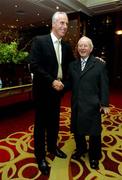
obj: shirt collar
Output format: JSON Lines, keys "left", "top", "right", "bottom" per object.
{"left": 51, "top": 32, "right": 61, "bottom": 43}
{"left": 80, "top": 57, "right": 88, "bottom": 62}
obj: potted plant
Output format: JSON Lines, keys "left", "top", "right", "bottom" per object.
{"left": 0, "top": 41, "right": 31, "bottom": 87}
{"left": 0, "top": 41, "right": 29, "bottom": 64}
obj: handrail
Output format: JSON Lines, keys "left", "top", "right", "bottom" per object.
{"left": 0, "top": 84, "right": 32, "bottom": 92}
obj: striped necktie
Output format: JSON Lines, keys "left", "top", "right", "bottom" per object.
{"left": 81, "top": 59, "right": 86, "bottom": 71}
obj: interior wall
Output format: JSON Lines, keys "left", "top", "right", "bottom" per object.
{"left": 84, "top": 11, "right": 122, "bottom": 88}
{"left": 1, "top": 11, "right": 121, "bottom": 88}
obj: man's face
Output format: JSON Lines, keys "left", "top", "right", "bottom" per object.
{"left": 52, "top": 14, "right": 68, "bottom": 39}
{"left": 78, "top": 38, "right": 93, "bottom": 59}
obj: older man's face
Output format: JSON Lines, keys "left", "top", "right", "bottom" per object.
{"left": 78, "top": 38, "right": 93, "bottom": 59}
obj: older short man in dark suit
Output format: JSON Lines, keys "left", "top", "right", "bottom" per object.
{"left": 29, "top": 12, "right": 74, "bottom": 175}
{"left": 68, "top": 36, "right": 109, "bottom": 169}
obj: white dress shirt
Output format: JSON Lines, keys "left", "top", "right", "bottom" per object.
{"left": 51, "top": 32, "right": 62, "bottom": 64}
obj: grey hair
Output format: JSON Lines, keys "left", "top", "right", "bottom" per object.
{"left": 52, "top": 11, "right": 68, "bottom": 23}
{"left": 79, "top": 36, "right": 94, "bottom": 49}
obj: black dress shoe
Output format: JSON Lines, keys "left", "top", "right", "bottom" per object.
{"left": 90, "top": 159, "right": 99, "bottom": 169}
{"left": 71, "top": 150, "right": 87, "bottom": 160}
{"left": 50, "top": 148, "right": 67, "bottom": 159}
{"left": 38, "top": 159, "right": 50, "bottom": 175}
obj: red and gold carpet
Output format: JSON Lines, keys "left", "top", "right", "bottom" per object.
{"left": 0, "top": 92, "right": 122, "bottom": 180}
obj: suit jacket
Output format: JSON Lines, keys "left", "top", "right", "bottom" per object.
{"left": 68, "top": 55, "right": 109, "bottom": 136}
{"left": 29, "top": 34, "right": 74, "bottom": 100}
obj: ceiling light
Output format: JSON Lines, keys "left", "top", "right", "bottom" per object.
{"left": 10, "top": 25, "right": 16, "bottom": 29}
{"left": 115, "top": 30, "right": 122, "bottom": 35}
{"left": 14, "top": 5, "right": 18, "bottom": 8}
{"left": 56, "top": 6, "right": 59, "bottom": 10}
{"left": 30, "top": 24, "right": 35, "bottom": 27}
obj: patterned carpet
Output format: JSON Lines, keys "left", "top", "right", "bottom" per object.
{"left": 0, "top": 104, "right": 122, "bottom": 180}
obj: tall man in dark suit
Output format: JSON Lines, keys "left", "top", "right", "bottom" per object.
{"left": 29, "top": 12, "right": 74, "bottom": 175}
{"left": 68, "top": 36, "right": 110, "bottom": 169}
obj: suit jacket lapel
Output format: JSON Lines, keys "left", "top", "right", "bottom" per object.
{"left": 61, "top": 40, "right": 65, "bottom": 64}
{"left": 73, "top": 59, "right": 82, "bottom": 76}
{"left": 46, "top": 35, "right": 57, "bottom": 60}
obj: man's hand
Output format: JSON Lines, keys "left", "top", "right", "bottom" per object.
{"left": 52, "top": 79, "right": 64, "bottom": 91}
{"left": 100, "top": 106, "right": 110, "bottom": 115}
{"left": 96, "top": 57, "right": 105, "bottom": 63}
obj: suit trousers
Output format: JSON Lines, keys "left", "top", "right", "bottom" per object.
{"left": 74, "top": 133, "right": 102, "bottom": 160}
{"left": 33, "top": 91, "right": 61, "bottom": 162}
